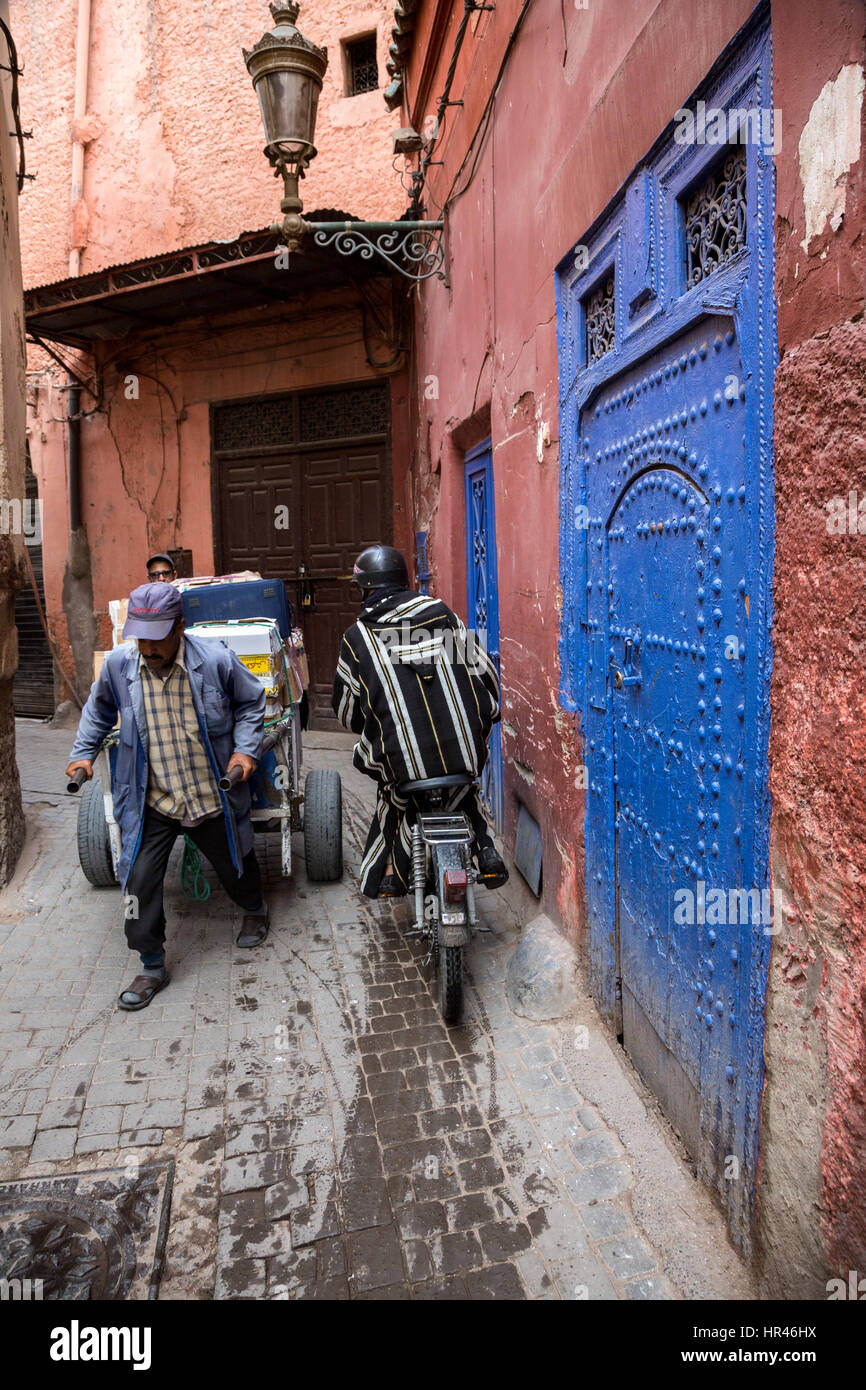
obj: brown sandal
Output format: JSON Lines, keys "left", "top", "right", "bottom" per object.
{"left": 118, "top": 972, "right": 170, "bottom": 1011}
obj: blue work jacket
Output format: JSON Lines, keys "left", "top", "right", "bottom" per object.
{"left": 69, "top": 632, "right": 265, "bottom": 891}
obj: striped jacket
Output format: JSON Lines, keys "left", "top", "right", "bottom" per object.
{"left": 332, "top": 587, "right": 500, "bottom": 788}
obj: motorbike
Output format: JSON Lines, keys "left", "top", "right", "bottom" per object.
{"left": 399, "top": 772, "right": 485, "bottom": 1024}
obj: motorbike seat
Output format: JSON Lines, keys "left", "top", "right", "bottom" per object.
{"left": 398, "top": 773, "right": 475, "bottom": 796}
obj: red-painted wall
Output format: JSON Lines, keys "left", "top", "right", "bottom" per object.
{"left": 402, "top": 0, "right": 757, "bottom": 935}
{"left": 400, "top": 0, "right": 866, "bottom": 1291}
{"left": 764, "top": 0, "right": 866, "bottom": 1295}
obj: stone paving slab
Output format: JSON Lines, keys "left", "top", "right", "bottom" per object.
{"left": 0, "top": 720, "right": 755, "bottom": 1300}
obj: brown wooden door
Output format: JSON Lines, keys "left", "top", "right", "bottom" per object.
{"left": 213, "top": 386, "right": 391, "bottom": 726}
{"left": 301, "top": 446, "right": 389, "bottom": 722}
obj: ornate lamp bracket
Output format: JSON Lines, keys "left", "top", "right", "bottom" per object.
{"left": 270, "top": 214, "right": 446, "bottom": 282}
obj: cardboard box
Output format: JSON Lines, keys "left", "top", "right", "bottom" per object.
{"left": 174, "top": 571, "right": 261, "bottom": 591}
{"left": 108, "top": 598, "right": 129, "bottom": 647}
{"left": 188, "top": 619, "right": 284, "bottom": 697}
{"left": 290, "top": 628, "right": 309, "bottom": 689}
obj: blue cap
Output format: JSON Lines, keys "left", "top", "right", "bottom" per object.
{"left": 122, "top": 582, "right": 184, "bottom": 641}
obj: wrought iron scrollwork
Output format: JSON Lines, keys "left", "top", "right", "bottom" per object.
{"left": 585, "top": 277, "right": 616, "bottom": 365}
{"left": 309, "top": 222, "right": 445, "bottom": 282}
{"left": 684, "top": 149, "right": 747, "bottom": 289}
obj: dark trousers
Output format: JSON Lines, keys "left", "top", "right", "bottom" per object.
{"left": 124, "top": 805, "right": 265, "bottom": 957}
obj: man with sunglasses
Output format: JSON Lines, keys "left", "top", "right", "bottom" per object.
{"left": 146, "top": 553, "right": 176, "bottom": 583}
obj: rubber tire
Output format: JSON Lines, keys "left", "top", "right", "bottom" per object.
{"left": 303, "top": 768, "right": 343, "bottom": 882}
{"left": 438, "top": 945, "right": 464, "bottom": 1024}
{"left": 77, "top": 778, "right": 116, "bottom": 887}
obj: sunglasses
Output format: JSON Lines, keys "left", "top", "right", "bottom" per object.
{"left": 148, "top": 569, "right": 174, "bottom": 578}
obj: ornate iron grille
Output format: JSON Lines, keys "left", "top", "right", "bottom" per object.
{"left": 415, "top": 530, "right": 430, "bottom": 595}
{"left": 213, "top": 395, "right": 295, "bottom": 452}
{"left": 347, "top": 34, "right": 378, "bottom": 96}
{"left": 214, "top": 384, "right": 389, "bottom": 452}
{"left": 465, "top": 452, "right": 503, "bottom": 832}
{"left": 298, "top": 383, "right": 389, "bottom": 442}
{"left": 684, "top": 149, "right": 747, "bottom": 289}
{"left": 469, "top": 478, "right": 489, "bottom": 635}
{"left": 585, "top": 277, "right": 616, "bottom": 365}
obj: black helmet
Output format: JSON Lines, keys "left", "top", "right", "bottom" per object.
{"left": 352, "top": 544, "right": 409, "bottom": 591}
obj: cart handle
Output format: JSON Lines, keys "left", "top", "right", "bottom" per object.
{"left": 66, "top": 768, "right": 88, "bottom": 794}
{"left": 218, "top": 732, "right": 277, "bottom": 790}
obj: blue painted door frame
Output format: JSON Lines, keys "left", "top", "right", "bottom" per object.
{"left": 465, "top": 439, "right": 504, "bottom": 833}
{"left": 554, "top": 14, "right": 776, "bottom": 1254}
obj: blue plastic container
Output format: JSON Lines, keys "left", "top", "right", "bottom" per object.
{"left": 180, "top": 578, "right": 293, "bottom": 639}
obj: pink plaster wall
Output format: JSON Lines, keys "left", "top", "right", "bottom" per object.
{"left": 16, "top": 0, "right": 405, "bottom": 285}
{"left": 16, "top": 0, "right": 414, "bottom": 697}
{"left": 26, "top": 289, "right": 408, "bottom": 661}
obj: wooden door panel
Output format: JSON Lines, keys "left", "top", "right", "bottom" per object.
{"left": 301, "top": 446, "right": 390, "bottom": 724}
{"left": 216, "top": 438, "right": 390, "bottom": 726}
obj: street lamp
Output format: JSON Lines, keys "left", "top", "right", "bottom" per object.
{"left": 243, "top": 2, "right": 445, "bottom": 281}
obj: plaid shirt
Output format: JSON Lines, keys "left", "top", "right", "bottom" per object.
{"left": 139, "top": 640, "right": 223, "bottom": 825}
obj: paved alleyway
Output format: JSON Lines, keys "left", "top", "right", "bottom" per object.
{"left": 0, "top": 718, "right": 754, "bottom": 1300}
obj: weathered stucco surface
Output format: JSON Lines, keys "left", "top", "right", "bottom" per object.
{"left": 16, "top": 0, "right": 412, "bottom": 695}
{"left": 762, "top": 321, "right": 866, "bottom": 1295}
{"left": 758, "top": 0, "right": 866, "bottom": 1294}
{"left": 26, "top": 287, "right": 409, "bottom": 684}
{"left": 797, "top": 62, "right": 864, "bottom": 249}
{"left": 774, "top": 0, "right": 866, "bottom": 348}
{"left": 16, "top": 0, "right": 404, "bottom": 285}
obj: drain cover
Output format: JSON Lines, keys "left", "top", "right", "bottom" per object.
{"left": 0, "top": 1161, "right": 174, "bottom": 1300}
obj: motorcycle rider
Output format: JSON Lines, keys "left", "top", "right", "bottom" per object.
{"left": 332, "top": 544, "right": 508, "bottom": 899}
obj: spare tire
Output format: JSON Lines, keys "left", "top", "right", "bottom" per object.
{"left": 303, "top": 768, "right": 343, "bottom": 882}
{"left": 77, "top": 778, "right": 116, "bottom": 887}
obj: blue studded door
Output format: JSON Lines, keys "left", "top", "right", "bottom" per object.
{"left": 598, "top": 320, "right": 749, "bottom": 1175}
{"left": 555, "top": 21, "right": 776, "bottom": 1253}
{"left": 465, "top": 441, "right": 504, "bottom": 833}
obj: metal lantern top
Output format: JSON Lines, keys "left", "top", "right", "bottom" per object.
{"left": 243, "top": 2, "right": 328, "bottom": 170}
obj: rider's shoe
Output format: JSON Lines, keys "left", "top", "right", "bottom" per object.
{"left": 378, "top": 873, "right": 407, "bottom": 899}
{"left": 476, "top": 846, "right": 509, "bottom": 889}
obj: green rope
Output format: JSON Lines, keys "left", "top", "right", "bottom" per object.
{"left": 181, "top": 835, "right": 211, "bottom": 901}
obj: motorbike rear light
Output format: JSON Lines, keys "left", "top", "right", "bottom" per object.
{"left": 443, "top": 868, "right": 468, "bottom": 902}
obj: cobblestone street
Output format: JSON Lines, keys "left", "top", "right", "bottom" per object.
{"left": 0, "top": 719, "right": 754, "bottom": 1300}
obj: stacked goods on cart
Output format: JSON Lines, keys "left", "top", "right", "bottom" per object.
{"left": 177, "top": 575, "right": 291, "bottom": 638}
{"left": 96, "top": 573, "right": 309, "bottom": 714}
{"left": 185, "top": 617, "right": 304, "bottom": 718}
{"left": 173, "top": 571, "right": 261, "bottom": 590}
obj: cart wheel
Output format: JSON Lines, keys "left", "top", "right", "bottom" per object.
{"left": 303, "top": 769, "right": 342, "bottom": 882}
{"left": 77, "top": 778, "right": 116, "bottom": 887}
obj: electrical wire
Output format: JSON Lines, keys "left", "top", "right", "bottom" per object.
{"left": 445, "top": 0, "right": 534, "bottom": 211}
{"left": 408, "top": 0, "right": 534, "bottom": 221}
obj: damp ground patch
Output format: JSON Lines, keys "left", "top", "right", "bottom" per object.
{"left": 0, "top": 1161, "right": 174, "bottom": 1300}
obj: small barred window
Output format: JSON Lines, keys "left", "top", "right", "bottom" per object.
{"left": 346, "top": 35, "right": 378, "bottom": 96}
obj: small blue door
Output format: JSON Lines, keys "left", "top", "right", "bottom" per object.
{"left": 465, "top": 441, "right": 504, "bottom": 833}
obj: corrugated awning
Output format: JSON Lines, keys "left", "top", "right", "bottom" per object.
{"left": 24, "top": 217, "right": 391, "bottom": 347}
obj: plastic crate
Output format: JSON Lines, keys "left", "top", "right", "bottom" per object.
{"left": 180, "top": 578, "right": 293, "bottom": 639}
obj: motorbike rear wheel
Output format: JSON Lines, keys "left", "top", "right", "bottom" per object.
{"left": 438, "top": 944, "right": 464, "bottom": 1024}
